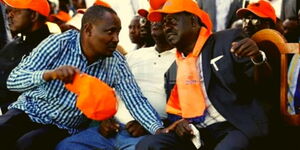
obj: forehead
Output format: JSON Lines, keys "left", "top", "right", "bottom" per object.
{"left": 164, "top": 12, "right": 185, "bottom": 19}
{"left": 98, "top": 11, "right": 121, "bottom": 26}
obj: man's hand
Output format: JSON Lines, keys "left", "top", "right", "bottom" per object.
{"left": 155, "top": 119, "right": 193, "bottom": 139}
{"left": 43, "top": 65, "right": 80, "bottom": 83}
{"left": 231, "top": 38, "right": 261, "bottom": 60}
{"left": 173, "top": 119, "right": 194, "bottom": 139}
{"left": 125, "top": 120, "right": 148, "bottom": 137}
{"left": 98, "top": 118, "right": 120, "bottom": 138}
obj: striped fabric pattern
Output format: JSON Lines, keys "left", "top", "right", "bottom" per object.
{"left": 7, "top": 30, "right": 163, "bottom": 134}
{"left": 288, "top": 54, "right": 300, "bottom": 114}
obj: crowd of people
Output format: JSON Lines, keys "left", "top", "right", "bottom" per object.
{"left": 0, "top": 0, "right": 299, "bottom": 150}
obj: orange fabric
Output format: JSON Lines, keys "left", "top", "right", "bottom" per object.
{"left": 138, "top": 8, "right": 154, "bottom": 18}
{"left": 166, "top": 27, "right": 211, "bottom": 119}
{"left": 49, "top": 11, "right": 71, "bottom": 22}
{"left": 2, "top": 0, "right": 50, "bottom": 17}
{"left": 148, "top": 0, "right": 213, "bottom": 32}
{"left": 236, "top": 0, "right": 277, "bottom": 24}
{"left": 94, "top": 0, "right": 111, "bottom": 8}
{"left": 65, "top": 73, "right": 117, "bottom": 121}
{"left": 77, "top": 0, "right": 111, "bottom": 14}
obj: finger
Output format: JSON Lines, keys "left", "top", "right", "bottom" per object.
{"left": 165, "top": 119, "right": 184, "bottom": 133}
{"left": 125, "top": 121, "right": 134, "bottom": 129}
{"left": 231, "top": 38, "right": 248, "bottom": 53}
{"left": 235, "top": 42, "right": 252, "bottom": 56}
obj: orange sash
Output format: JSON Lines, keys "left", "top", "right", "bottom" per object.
{"left": 166, "top": 27, "right": 211, "bottom": 122}
{"left": 65, "top": 73, "right": 117, "bottom": 121}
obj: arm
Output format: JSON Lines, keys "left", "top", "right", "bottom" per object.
{"left": 6, "top": 34, "right": 75, "bottom": 92}
{"left": 230, "top": 38, "right": 272, "bottom": 84}
{"left": 114, "top": 57, "right": 164, "bottom": 134}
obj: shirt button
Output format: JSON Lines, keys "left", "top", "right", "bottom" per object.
{"left": 158, "top": 55, "right": 161, "bottom": 57}
{"left": 10, "top": 57, "right": 15, "bottom": 61}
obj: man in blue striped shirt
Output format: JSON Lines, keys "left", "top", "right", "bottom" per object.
{"left": 0, "top": 5, "right": 163, "bottom": 150}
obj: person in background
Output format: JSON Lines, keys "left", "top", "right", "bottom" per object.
{"left": 0, "top": 0, "right": 51, "bottom": 115}
{"left": 55, "top": 8, "right": 174, "bottom": 150}
{"left": 48, "top": 10, "right": 72, "bottom": 32}
{"left": 138, "top": 9, "right": 156, "bottom": 48}
{"left": 197, "top": 0, "right": 243, "bottom": 32}
{"left": 128, "top": 15, "right": 144, "bottom": 50}
{"left": 0, "top": 2, "right": 11, "bottom": 49}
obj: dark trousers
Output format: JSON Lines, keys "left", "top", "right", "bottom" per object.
{"left": 0, "top": 109, "right": 70, "bottom": 150}
{"left": 136, "top": 122, "right": 249, "bottom": 150}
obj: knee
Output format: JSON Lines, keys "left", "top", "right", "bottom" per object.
{"left": 55, "top": 138, "right": 74, "bottom": 150}
{"left": 135, "top": 136, "right": 155, "bottom": 150}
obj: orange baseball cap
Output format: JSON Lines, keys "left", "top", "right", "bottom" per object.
{"left": 77, "top": 0, "right": 111, "bottom": 14}
{"left": 94, "top": 0, "right": 111, "bottom": 8}
{"left": 2, "top": 0, "right": 50, "bottom": 17}
{"left": 236, "top": 0, "right": 277, "bottom": 24}
{"left": 49, "top": 11, "right": 71, "bottom": 22}
{"left": 65, "top": 73, "right": 117, "bottom": 121}
{"left": 138, "top": 8, "right": 155, "bottom": 18}
{"left": 138, "top": 9, "right": 149, "bottom": 18}
{"left": 148, "top": 0, "right": 212, "bottom": 32}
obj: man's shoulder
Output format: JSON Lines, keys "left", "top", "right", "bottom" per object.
{"left": 47, "top": 29, "right": 79, "bottom": 42}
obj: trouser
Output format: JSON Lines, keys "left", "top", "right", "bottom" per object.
{"left": 136, "top": 122, "right": 249, "bottom": 150}
{"left": 0, "top": 108, "right": 70, "bottom": 150}
{"left": 56, "top": 125, "right": 145, "bottom": 150}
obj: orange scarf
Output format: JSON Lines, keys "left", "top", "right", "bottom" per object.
{"left": 65, "top": 73, "right": 117, "bottom": 121}
{"left": 166, "top": 27, "right": 211, "bottom": 123}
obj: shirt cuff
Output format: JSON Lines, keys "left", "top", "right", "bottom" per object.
{"left": 32, "top": 70, "right": 47, "bottom": 85}
{"left": 149, "top": 122, "right": 164, "bottom": 135}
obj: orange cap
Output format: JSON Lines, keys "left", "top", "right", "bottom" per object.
{"left": 2, "top": 0, "right": 50, "bottom": 17}
{"left": 148, "top": 0, "right": 212, "bottom": 32}
{"left": 49, "top": 11, "right": 71, "bottom": 22}
{"left": 138, "top": 8, "right": 155, "bottom": 18}
{"left": 94, "top": 0, "right": 111, "bottom": 8}
{"left": 138, "top": 9, "right": 149, "bottom": 18}
{"left": 236, "top": 0, "right": 277, "bottom": 24}
{"left": 65, "top": 73, "right": 117, "bottom": 121}
{"left": 77, "top": 0, "right": 111, "bottom": 14}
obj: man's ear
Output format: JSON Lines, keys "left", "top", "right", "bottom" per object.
{"left": 31, "top": 11, "right": 39, "bottom": 22}
{"left": 83, "top": 23, "right": 93, "bottom": 36}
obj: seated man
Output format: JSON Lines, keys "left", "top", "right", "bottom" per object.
{"left": 56, "top": 8, "right": 175, "bottom": 150}
{"left": 136, "top": 0, "right": 271, "bottom": 149}
{"left": 0, "top": 0, "right": 51, "bottom": 114}
{"left": 0, "top": 5, "right": 163, "bottom": 150}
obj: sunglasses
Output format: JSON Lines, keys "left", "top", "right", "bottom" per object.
{"left": 242, "top": 18, "right": 262, "bottom": 25}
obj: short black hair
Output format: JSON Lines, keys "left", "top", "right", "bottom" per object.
{"left": 81, "top": 5, "right": 117, "bottom": 28}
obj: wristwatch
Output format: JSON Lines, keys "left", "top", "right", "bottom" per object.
{"left": 251, "top": 50, "right": 266, "bottom": 65}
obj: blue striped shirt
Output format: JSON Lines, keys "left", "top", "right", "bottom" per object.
{"left": 7, "top": 30, "right": 163, "bottom": 134}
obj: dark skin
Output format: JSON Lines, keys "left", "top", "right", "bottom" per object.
{"left": 156, "top": 12, "right": 269, "bottom": 138}
{"left": 99, "top": 20, "right": 173, "bottom": 138}
{"left": 241, "top": 13, "right": 274, "bottom": 37}
{"left": 129, "top": 16, "right": 144, "bottom": 47}
{"left": 6, "top": 6, "right": 44, "bottom": 35}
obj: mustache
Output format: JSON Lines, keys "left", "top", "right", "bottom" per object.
{"left": 107, "top": 43, "right": 118, "bottom": 48}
